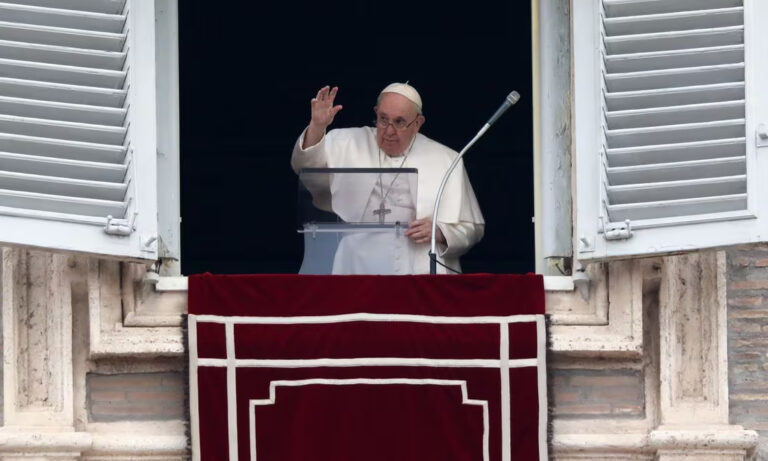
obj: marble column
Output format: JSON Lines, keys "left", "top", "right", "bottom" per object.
{"left": 651, "top": 251, "right": 757, "bottom": 460}
{"left": 0, "top": 248, "right": 89, "bottom": 460}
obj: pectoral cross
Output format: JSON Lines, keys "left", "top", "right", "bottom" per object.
{"left": 373, "top": 202, "right": 391, "bottom": 224}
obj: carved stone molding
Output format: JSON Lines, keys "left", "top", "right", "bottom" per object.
{"left": 659, "top": 252, "right": 724, "bottom": 424}
{"left": 121, "top": 263, "right": 185, "bottom": 327}
{"left": 653, "top": 251, "right": 758, "bottom": 459}
{"left": 1, "top": 248, "right": 74, "bottom": 429}
{"left": 552, "top": 267, "right": 661, "bottom": 452}
{"left": 0, "top": 431, "right": 186, "bottom": 460}
{"left": 0, "top": 247, "right": 187, "bottom": 459}
{"left": 0, "top": 431, "right": 91, "bottom": 460}
{"left": 553, "top": 433, "right": 652, "bottom": 460}
{"left": 87, "top": 260, "right": 183, "bottom": 358}
{"left": 649, "top": 427, "right": 758, "bottom": 461}
{"left": 547, "top": 263, "right": 609, "bottom": 326}
{"left": 548, "top": 259, "right": 651, "bottom": 356}
{"left": 83, "top": 433, "right": 187, "bottom": 460}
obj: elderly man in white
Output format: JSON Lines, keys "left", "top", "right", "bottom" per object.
{"left": 292, "top": 82, "right": 485, "bottom": 274}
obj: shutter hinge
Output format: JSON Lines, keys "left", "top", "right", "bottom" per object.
{"left": 599, "top": 217, "right": 633, "bottom": 241}
{"left": 104, "top": 212, "right": 137, "bottom": 236}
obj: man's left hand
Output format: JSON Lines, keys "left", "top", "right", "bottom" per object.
{"left": 405, "top": 218, "right": 445, "bottom": 245}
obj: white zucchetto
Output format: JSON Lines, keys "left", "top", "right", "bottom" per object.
{"left": 380, "top": 82, "right": 423, "bottom": 113}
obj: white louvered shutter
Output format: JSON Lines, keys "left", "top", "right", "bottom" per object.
{"left": 0, "top": 0, "right": 158, "bottom": 259}
{"left": 574, "top": 0, "right": 768, "bottom": 261}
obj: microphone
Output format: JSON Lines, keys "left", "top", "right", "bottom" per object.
{"left": 429, "top": 90, "right": 521, "bottom": 275}
{"left": 485, "top": 91, "right": 520, "bottom": 128}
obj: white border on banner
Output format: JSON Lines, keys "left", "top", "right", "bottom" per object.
{"left": 197, "top": 357, "right": 537, "bottom": 368}
{"left": 248, "top": 379, "right": 490, "bottom": 461}
{"left": 193, "top": 313, "right": 540, "bottom": 324}
{"left": 500, "top": 321, "right": 511, "bottom": 461}
{"left": 189, "top": 315, "right": 200, "bottom": 459}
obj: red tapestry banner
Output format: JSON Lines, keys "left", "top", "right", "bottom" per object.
{"left": 188, "top": 274, "right": 547, "bottom": 461}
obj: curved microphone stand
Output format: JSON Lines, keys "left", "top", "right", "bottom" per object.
{"left": 429, "top": 91, "right": 520, "bottom": 274}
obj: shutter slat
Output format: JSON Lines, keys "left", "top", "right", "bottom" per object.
{"left": 605, "top": 82, "right": 745, "bottom": 111}
{"left": 605, "top": 63, "right": 744, "bottom": 93}
{"left": 0, "top": 0, "right": 126, "bottom": 15}
{"left": 607, "top": 156, "right": 745, "bottom": 185}
{"left": 0, "top": 133, "right": 125, "bottom": 163}
{"left": 605, "top": 45, "right": 743, "bottom": 74}
{"left": 0, "top": 2, "right": 126, "bottom": 33}
{"left": 604, "top": 8, "right": 743, "bottom": 36}
{"left": 0, "top": 95, "right": 126, "bottom": 126}
{"left": 604, "top": 0, "right": 742, "bottom": 19}
{"left": 0, "top": 170, "right": 126, "bottom": 201}
{"left": 605, "top": 26, "right": 743, "bottom": 55}
{"left": 607, "top": 175, "right": 745, "bottom": 205}
{"left": 606, "top": 119, "right": 745, "bottom": 148}
{"left": 0, "top": 58, "right": 126, "bottom": 88}
{"left": 0, "top": 187, "right": 125, "bottom": 217}
{"left": 0, "top": 77, "right": 126, "bottom": 107}
{"left": 0, "top": 21, "right": 125, "bottom": 51}
{"left": 606, "top": 100, "right": 744, "bottom": 130}
{"left": 0, "top": 114, "right": 125, "bottom": 145}
{"left": 607, "top": 138, "right": 746, "bottom": 167}
{"left": 0, "top": 151, "right": 125, "bottom": 182}
{"left": 607, "top": 193, "right": 746, "bottom": 221}
{"left": 0, "top": 39, "right": 126, "bottom": 70}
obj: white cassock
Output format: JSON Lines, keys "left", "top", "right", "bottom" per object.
{"left": 292, "top": 126, "right": 485, "bottom": 274}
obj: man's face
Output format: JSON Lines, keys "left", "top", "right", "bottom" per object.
{"left": 375, "top": 93, "right": 424, "bottom": 157}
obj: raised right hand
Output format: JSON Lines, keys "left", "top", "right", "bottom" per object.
{"left": 310, "top": 86, "right": 343, "bottom": 130}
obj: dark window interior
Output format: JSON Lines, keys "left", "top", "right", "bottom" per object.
{"left": 179, "top": 1, "right": 533, "bottom": 274}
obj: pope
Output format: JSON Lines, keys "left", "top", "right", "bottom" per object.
{"left": 292, "top": 82, "right": 485, "bottom": 274}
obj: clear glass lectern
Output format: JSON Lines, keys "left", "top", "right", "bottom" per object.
{"left": 297, "top": 167, "right": 418, "bottom": 275}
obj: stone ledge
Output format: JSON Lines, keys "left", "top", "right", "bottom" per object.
{"left": 553, "top": 427, "right": 759, "bottom": 458}
{"left": 0, "top": 431, "right": 186, "bottom": 457}
{"left": 649, "top": 427, "right": 759, "bottom": 451}
{"left": 89, "top": 327, "right": 184, "bottom": 358}
{"left": 0, "top": 431, "right": 91, "bottom": 453}
{"left": 154, "top": 275, "right": 577, "bottom": 292}
{"left": 553, "top": 433, "right": 649, "bottom": 453}
{"left": 88, "top": 434, "right": 187, "bottom": 455}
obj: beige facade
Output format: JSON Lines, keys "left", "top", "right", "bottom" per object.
{"left": 2, "top": 247, "right": 765, "bottom": 459}
{"left": 0, "top": 249, "right": 186, "bottom": 460}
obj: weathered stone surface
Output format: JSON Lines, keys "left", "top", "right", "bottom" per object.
{"left": 552, "top": 369, "right": 645, "bottom": 419}
{"left": 87, "top": 373, "right": 185, "bottom": 422}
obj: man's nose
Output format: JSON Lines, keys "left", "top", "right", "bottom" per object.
{"left": 384, "top": 123, "right": 398, "bottom": 134}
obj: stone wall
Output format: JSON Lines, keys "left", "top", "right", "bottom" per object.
{"left": 87, "top": 372, "right": 185, "bottom": 422}
{"left": 552, "top": 368, "right": 645, "bottom": 419}
{"left": 1, "top": 244, "right": 764, "bottom": 459}
{"left": 727, "top": 245, "right": 768, "bottom": 459}
{"left": 0, "top": 248, "right": 187, "bottom": 459}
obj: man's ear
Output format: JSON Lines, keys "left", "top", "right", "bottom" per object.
{"left": 416, "top": 114, "right": 426, "bottom": 130}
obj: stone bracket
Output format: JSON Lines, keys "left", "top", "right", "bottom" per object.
{"left": 87, "top": 260, "right": 183, "bottom": 358}
{"left": 548, "top": 259, "right": 652, "bottom": 356}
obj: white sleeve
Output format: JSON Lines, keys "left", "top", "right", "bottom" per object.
{"left": 291, "top": 126, "right": 328, "bottom": 173}
{"left": 292, "top": 127, "right": 333, "bottom": 212}
{"left": 434, "top": 158, "right": 485, "bottom": 258}
{"left": 437, "top": 222, "right": 485, "bottom": 258}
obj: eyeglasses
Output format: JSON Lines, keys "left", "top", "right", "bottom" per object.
{"left": 374, "top": 115, "right": 419, "bottom": 131}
